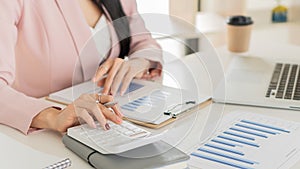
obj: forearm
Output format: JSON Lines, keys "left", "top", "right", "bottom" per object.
{"left": 31, "top": 107, "right": 60, "bottom": 131}
{"left": 0, "top": 84, "right": 54, "bottom": 134}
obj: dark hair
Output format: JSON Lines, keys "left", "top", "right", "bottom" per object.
{"left": 92, "top": 0, "right": 131, "bottom": 59}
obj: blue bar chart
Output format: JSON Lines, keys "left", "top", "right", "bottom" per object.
{"left": 121, "top": 90, "right": 169, "bottom": 112}
{"left": 189, "top": 112, "right": 300, "bottom": 169}
{"left": 119, "top": 89, "right": 172, "bottom": 123}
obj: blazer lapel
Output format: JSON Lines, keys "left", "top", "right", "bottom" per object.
{"left": 55, "top": 0, "right": 99, "bottom": 81}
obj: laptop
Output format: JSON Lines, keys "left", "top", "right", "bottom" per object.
{"left": 213, "top": 55, "right": 300, "bottom": 111}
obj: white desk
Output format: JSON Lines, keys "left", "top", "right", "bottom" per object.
{"left": 1, "top": 22, "right": 300, "bottom": 169}
{"left": 0, "top": 119, "right": 91, "bottom": 168}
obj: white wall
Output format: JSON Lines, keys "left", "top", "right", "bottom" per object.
{"left": 136, "top": 0, "right": 300, "bottom": 22}
{"left": 200, "top": 0, "right": 300, "bottom": 24}
{"left": 136, "top": 0, "right": 169, "bottom": 14}
{"left": 290, "top": 0, "right": 300, "bottom": 21}
{"left": 247, "top": 0, "right": 300, "bottom": 23}
{"left": 201, "top": 0, "right": 294, "bottom": 12}
{"left": 247, "top": 0, "right": 292, "bottom": 10}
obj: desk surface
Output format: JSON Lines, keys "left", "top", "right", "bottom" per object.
{"left": 1, "top": 22, "right": 300, "bottom": 169}
{"left": 1, "top": 104, "right": 300, "bottom": 169}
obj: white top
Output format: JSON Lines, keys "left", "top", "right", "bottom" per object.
{"left": 90, "top": 15, "right": 111, "bottom": 61}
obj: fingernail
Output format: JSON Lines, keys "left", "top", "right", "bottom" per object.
{"left": 105, "top": 123, "right": 111, "bottom": 130}
{"left": 116, "top": 117, "right": 122, "bottom": 123}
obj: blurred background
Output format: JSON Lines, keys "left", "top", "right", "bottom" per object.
{"left": 135, "top": 0, "right": 300, "bottom": 62}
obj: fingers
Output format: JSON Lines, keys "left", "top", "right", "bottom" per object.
{"left": 97, "top": 94, "right": 114, "bottom": 104}
{"left": 75, "top": 94, "right": 123, "bottom": 130}
{"left": 96, "top": 58, "right": 155, "bottom": 96}
{"left": 92, "top": 59, "right": 113, "bottom": 83}
{"left": 77, "top": 108, "right": 96, "bottom": 128}
{"left": 111, "top": 104, "right": 124, "bottom": 118}
{"left": 75, "top": 95, "right": 108, "bottom": 130}
{"left": 110, "top": 63, "right": 129, "bottom": 95}
{"left": 135, "top": 70, "right": 146, "bottom": 79}
{"left": 95, "top": 94, "right": 123, "bottom": 118}
{"left": 142, "top": 69, "right": 161, "bottom": 80}
{"left": 80, "top": 103, "right": 108, "bottom": 130}
{"left": 149, "top": 69, "right": 161, "bottom": 78}
{"left": 91, "top": 104, "right": 108, "bottom": 129}
{"left": 97, "top": 78, "right": 106, "bottom": 87}
{"left": 102, "top": 58, "right": 124, "bottom": 95}
{"left": 99, "top": 104, "right": 123, "bottom": 124}
{"left": 119, "top": 71, "right": 135, "bottom": 96}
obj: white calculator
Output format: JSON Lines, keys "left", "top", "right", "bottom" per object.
{"left": 67, "top": 121, "right": 164, "bottom": 154}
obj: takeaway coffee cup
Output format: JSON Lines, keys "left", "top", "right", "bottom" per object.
{"left": 227, "top": 16, "right": 253, "bottom": 53}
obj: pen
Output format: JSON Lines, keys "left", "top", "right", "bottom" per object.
{"left": 104, "top": 101, "right": 118, "bottom": 108}
{"left": 163, "top": 100, "right": 197, "bottom": 118}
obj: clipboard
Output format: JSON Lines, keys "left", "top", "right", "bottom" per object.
{"left": 46, "top": 79, "right": 212, "bottom": 129}
{"left": 46, "top": 96, "right": 212, "bottom": 129}
{"left": 123, "top": 99, "right": 212, "bottom": 129}
{"left": 45, "top": 96, "right": 69, "bottom": 106}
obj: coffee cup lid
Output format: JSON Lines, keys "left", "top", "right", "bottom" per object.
{"left": 227, "top": 16, "right": 253, "bottom": 26}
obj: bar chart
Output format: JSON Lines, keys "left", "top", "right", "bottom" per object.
{"left": 189, "top": 112, "right": 300, "bottom": 169}
{"left": 121, "top": 90, "right": 170, "bottom": 113}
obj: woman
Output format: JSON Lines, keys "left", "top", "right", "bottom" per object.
{"left": 0, "top": 0, "right": 162, "bottom": 134}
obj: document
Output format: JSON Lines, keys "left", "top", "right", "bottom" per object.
{"left": 48, "top": 79, "right": 211, "bottom": 128}
{"left": 48, "top": 80, "right": 146, "bottom": 105}
{"left": 0, "top": 133, "right": 68, "bottom": 168}
{"left": 188, "top": 112, "right": 300, "bottom": 169}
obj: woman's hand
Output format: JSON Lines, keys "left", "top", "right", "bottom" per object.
{"left": 93, "top": 58, "right": 153, "bottom": 96}
{"left": 31, "top": 94, "right": 123, "bottom": 133}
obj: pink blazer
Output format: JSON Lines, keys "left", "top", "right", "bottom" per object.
{"left": 0, "top": 0, "right": 162, "bottom": 134}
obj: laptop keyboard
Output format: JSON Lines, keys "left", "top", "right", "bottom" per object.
{"left": 266, "top": 63, "right": 300, "bottom": 100}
